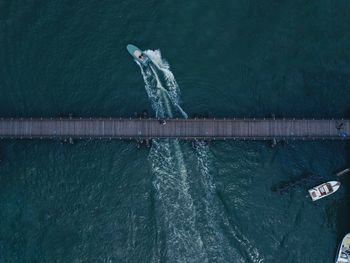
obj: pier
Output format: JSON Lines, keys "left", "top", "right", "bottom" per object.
{"left": 0, "top": 118, "right": 349, "bottom": 140}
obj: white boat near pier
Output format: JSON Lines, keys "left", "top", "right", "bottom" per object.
{"left": 308, "top": 181, "right": 340, "bottom": 201}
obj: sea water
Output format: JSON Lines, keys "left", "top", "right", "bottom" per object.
{"left": 0, "top": 1, "right": 350, "bottom": 262}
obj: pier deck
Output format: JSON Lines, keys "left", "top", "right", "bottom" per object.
{"left": 0, "top": 118, "right": 349, "bottom": 140}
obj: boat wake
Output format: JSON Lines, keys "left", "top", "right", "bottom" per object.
{"left": 137, "top": 50, "right": 206, "bottom": 262}
{"left": 135, "top": 49, "right": 261, "bottom": 262}
{"left": 149, "top": 140, "right": 207, "bottom": 262}
{"left": 144, "top": 50, "right": 188, "bottom": 119}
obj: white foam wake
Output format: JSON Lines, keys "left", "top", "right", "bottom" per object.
{"left": 137, "top": 51, "right": 207, "bottom": 262}
{"left": 136, "top": 49, "right": 262, "bottom": 262}
{"left": 144, "top": 50, "right": 188, "bottom": 119}
{"left": 150, "top": 140, "right": 207, "bottom": 262}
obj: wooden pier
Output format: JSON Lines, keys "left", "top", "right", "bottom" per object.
{"left": 0, "top": 118, "right": 349, "bottom": 140}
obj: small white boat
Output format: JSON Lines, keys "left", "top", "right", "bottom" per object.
{"left": 335, "top": 233, "right": 350, "bottom": 263}
{"left": 308, "top": 181, "right": 340, "bottom": 201}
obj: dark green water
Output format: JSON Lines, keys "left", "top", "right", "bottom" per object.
{"left": 1, "top": 1, "right": 350, "bottom": 262}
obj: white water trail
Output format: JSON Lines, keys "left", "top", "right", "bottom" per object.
{"left": 149, "top": 65, "right": 173, "bottom": 118}
{"left": 150, "top": 140, "right": 207, "bottom": 263}
{"left": 144, "top": 50, "right": 188, "bottom": 119}
{"left": 138, "top": 63, "right": 165, "bottom": 118}
{"left": 143, "top": 50, "right": 234, "bottom": 261}
{"left": 137, "top": 52, "right": 207, "bottom": 262}
{"left": 136, "top": 49, "right": 262, "bottom": 262}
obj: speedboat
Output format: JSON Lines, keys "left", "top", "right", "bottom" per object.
{"left": 335, "top": 233, "right": 350, "bottom": 263}
{"left": 308, "top": 181, "right": 340, "bottom": 201}
{"left": 126, "top": 44, "right": 150, "bottom": 66}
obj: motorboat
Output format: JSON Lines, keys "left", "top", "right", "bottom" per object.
{"left": 126, "top": 44, "right": 150, "bottom": 66}
{"left": 308, "top": 181, "right": 340, "bottom": 201}
{"left": 335, "top": 233, "right": 350, "bottom": 263}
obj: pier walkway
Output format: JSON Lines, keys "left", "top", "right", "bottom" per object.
{"left": 0, "top": 118, "right": 349, "bottom": 140}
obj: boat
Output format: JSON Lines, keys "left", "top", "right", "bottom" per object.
{"left": 308, "top": 181, "right": 340, "bottom": 201}
{"left": 126, "top": 44, "right": 150, "bottom": 66}
{"left": 335, "top": 233, "right": 350, "bottom": 263}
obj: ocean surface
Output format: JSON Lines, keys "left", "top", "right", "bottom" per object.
{"left": 1, "top": 1, "right": 350, "bottom": 262}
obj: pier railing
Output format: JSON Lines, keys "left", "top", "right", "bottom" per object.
{"left": 0, "top": 118, "right": 349, "bottom": 140}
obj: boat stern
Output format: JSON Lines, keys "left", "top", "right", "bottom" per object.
{"left": 308, "top": 189, "right": 318, "bottom": 201}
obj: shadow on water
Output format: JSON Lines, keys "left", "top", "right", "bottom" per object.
{"left": 271, "top": 173, "right": 323, "bottom": 195}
